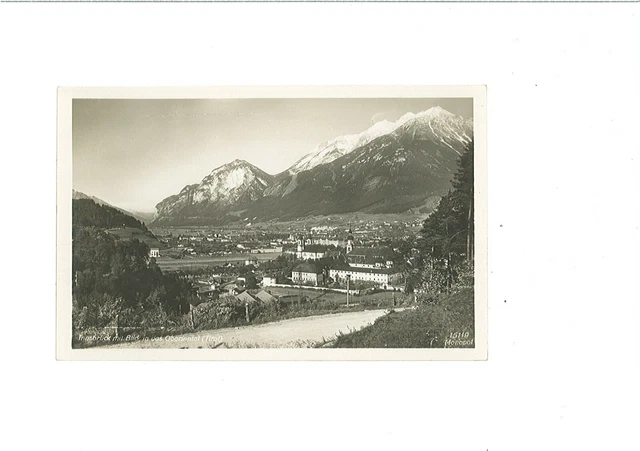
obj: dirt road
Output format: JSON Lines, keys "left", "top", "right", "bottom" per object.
{"left": 106, "top": 309, "right": 394, "bottom": 349}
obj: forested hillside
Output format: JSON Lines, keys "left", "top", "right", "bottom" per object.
{"left": 73, "top": 198, "right": 151, "bottom": 232}
{"left": 71, "top": 199, "right": 195, "bottom": 348}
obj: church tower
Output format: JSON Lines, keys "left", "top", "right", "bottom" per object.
{"left": 346, "top": 227, "right": 354, "bottom": 254}
{"left": 297, "top": 234, "right": 304, "bottom": 259}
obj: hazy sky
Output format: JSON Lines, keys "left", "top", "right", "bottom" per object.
{"left": 73, "top": 98, "right": 472, "bottom": 212}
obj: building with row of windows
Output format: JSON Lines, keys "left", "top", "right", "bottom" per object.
{"left": 346, "top": 246, "right": 395, "bottom": 269}
{"left": 328, "top": 266, "right": 402, "bottom": 289}
{"left": 290, "top": 260, "right": 402, "bottom": 289}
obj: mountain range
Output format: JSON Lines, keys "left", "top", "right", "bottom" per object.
{"left": 150, "top": 106, "right": 473, "bottom": 226}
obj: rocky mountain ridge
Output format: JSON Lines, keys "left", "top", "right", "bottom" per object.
{"left": 152, "top": 106, "right": 473, "bottom": 225}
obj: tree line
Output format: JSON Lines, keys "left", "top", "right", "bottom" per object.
{"left": 73, "top": 198, "right": 151, "bottom": 232}
{"left": 409, "top": 139, "right": 474, "bottom": 295}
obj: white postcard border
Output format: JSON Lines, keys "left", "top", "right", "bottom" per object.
{"left": 56, "top": 85, "right": 488, "bottom": 361}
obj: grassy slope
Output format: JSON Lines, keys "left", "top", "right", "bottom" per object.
{"left": 106, "top": 227, "right": 162, "bottom": 248}
{"left": 331, "top": 288, "right": 474, "bottom": 348}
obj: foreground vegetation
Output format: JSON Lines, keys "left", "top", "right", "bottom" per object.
{"left": 75, "top": 288, "right": 412, "bottom": 348}
{"left": 72, "top": 200, "right": 197, "bottom": 348}
{"left": 331, "top": 287, "right": 474, "bottom": 348}
{"left": 190, "top": 292, "right": 410, "bottom": 332}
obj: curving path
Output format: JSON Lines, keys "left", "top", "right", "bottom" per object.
{"left": 105, "top": 308, "right": 395, "bottom": 349}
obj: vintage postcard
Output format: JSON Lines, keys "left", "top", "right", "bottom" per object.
{"left": 57, "top": 86, "right": 487, "bottom": 360}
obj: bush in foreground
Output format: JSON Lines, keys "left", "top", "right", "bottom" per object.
{"left": 331, "top": 288, "right": 474, "bottom": 348}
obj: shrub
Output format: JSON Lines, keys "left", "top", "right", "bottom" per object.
{"left": 332, "top": 287, "right": 474, "bottom": 348}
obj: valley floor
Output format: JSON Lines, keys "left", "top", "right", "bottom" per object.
{"left": 154, "top": 252, "right": 277, "bottom": 271}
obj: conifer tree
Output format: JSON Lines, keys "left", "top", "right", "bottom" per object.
{"left": 418, "top": 139, "right": 474, "bottom": 291}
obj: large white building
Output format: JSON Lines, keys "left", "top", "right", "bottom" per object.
{"left": 346, "top": 246, "right": 395, "bottom": 269}
{"left": 251, "top": 246, "right": 283, "bottom": 254}
{"left": 329, "top": 267, "right": 402, "bottom": 289}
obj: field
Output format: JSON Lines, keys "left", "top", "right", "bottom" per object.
{"left": 106, "top": 227, "right": 161, "bottom": 247}
{"left": 265, "top": 286, "right": 410, "bottom": 306}
{"left": 266, "top": 287, "right": 348, "bottom": 304}
{"left": 155, "top": 252, "right": 277, "bottom": 271}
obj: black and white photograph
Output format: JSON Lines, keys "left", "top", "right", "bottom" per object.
{"left": 57, "top": 86, "right": 487, "bottom": 359}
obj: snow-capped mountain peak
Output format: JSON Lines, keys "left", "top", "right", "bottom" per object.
{"left": 154, "top": 158, "right": 275, "bottom": 218}
{"left": 197, "top": 159, "right": 273, "bottom": 201}
{"left": 417, "top": 105, "right": 447, "bottom": 116}
{"left": 411, "top": 107, "right": 472, "bottom": 144}
{"left": 285, "top": 118, "right": 397, "bottom": 175}
{"left": 286, "top": 106, "right": 466, "bottom": 175}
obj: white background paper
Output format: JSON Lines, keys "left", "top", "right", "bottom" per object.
{"left": 1, "top": 3, "right": 638, "bottom": 451}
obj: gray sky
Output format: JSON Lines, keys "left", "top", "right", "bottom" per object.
{"left": 73, "top": 98, "right": 472, "bottom": 212}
